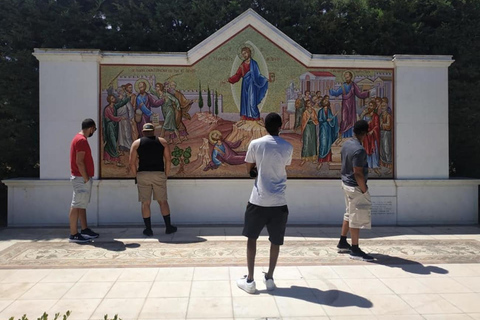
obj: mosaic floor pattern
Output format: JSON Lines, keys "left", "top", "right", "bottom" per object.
{"left": 0, "top": 239, "right": 478, "bottom": 269}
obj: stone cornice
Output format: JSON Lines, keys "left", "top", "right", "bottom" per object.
{"left": 33, "top": 49, "right": 102, "bottom": 62}
{"left": 393, "top": 54, "right": 454, "bottom": 67}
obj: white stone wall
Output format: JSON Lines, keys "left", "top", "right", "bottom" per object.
{"left": 3, "top": 9, "right": 478, "bottom": 227}
{"left": 4, "top": 179, "right": 478, "bottom": 227}
{"left": 393, "top": 55, "right": 451, "bottom": 179}
{"left": 37, "top": 51, "right": 101, "bottom": 180}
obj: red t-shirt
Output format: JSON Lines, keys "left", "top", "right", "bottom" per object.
{"left": 70, "top": 133, "right": 94, "bottom": 177}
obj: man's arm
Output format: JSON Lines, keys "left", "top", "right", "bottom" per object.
{"left": 353, "top": 82, "right": 370, "bottom": 99}
{"left": 353, "top": 167, "right": 368, "bottom": 193}
{"left": 129, "top": 140, "right": 140, "bottom": 177}
{"left": 159, "top": 137, "right": 171, "bottom": 177}
{"left": 75, "top": 151, "right": 89, "bottom": 183}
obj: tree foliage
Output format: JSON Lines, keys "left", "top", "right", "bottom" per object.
{"left": 0, "top": 0, "right": 479, "bottom": 179}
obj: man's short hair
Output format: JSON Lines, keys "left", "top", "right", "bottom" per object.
{"left": 82, "top": 118, "right": 96, "bottom": 130}
{"left": 265, "top": 113, "right": 282, "bottom": 135}
{"left": 353, "top": 120, "right": 369, "bottom": 135}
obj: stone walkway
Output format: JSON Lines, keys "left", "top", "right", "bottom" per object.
{"left": 0, "top": 225, "right": 479, "bottom": 319}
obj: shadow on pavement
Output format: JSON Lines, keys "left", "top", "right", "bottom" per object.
{"left": 259, "top": 285, "right": 373, "bottom": 308}
{"left": 74, "top": 239, "right": 141, "bottom": 251}
{"left": 370, "top": 253, "right": 448, "bottom": 275}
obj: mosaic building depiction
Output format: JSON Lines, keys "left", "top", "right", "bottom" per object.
{"left": 100, "top": 29, "right": 394, "bottom": 179}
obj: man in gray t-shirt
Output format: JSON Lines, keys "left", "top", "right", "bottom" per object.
{"left": 337, "top": 120, "right": 374, "bottom": 262}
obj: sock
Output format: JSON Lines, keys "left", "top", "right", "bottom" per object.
{"left": 340, "top": 235, "right": 348, "bottom": 243}
{"left": 351, "top": 245, "right": 359, "bottom": 251}
{"left": 143, "top": 217, "right": 152, "bottom": 230}
{"left": 246, "top": 278, "right": 254, "bottom": 283}
{"left": 163, "top": 214, "right": 172, "bottom": 228}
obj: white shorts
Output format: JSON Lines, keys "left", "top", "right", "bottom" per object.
{"left": 71, "top": 176, "right": 92, "bottom": 209}
{"left": 342, "top": 183, "right": 372, "bottom": 229}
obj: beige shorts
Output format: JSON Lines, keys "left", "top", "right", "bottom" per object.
{"left": 342, "top": 183, "right": 372, "bottom": 229}
{"left": 71, "top": 176, "right": 93, "bottom": 209}
{"left": 137, "top": 171, "right": 167, "bottom": 202}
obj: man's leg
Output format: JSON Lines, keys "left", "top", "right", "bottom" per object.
{"left": 142, "top": 200, "right": 152, "bottom": 218}
{"left": 338, "top": 186, "right": 353, "bottom": 252}
{"left": 341, "top": 219, "right": 349, "bottom": 237}
{"left": 265, "top": 243, "right": 280, "bottom": 279}
{"left": 141, "top": 200, "right": 153, "bottom": 236}
{"left": 158, "top": 200, "right": 170, "bottom": 216}
{"left": 69, "top": 207, "right": 79, "bottom": 235}
{"left": 350, "top": 227, "right": 360, "bottom": 246}
{"left": 237, "top": 203, "right": 264, "bottom": 294}
{"left": 247, "top": 238, "right": 257, "bottom": 281}
{"left": 264, "top": 205, "right": 288, "bottom": 286}
{"left": 78, "top": 208, "right": 88, "bottom": 230}
{"left": 158, "top": 200, "right": 177, "bottom": 234}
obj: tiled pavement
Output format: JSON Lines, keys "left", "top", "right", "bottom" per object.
{"left": 0, "top": 225, "right": 479, "bottom": 320}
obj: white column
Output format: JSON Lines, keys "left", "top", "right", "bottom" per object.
{"left": 33, "top": 49, "right": 101, "bottom": 179}
{"left": 393, "top": 55, "right": 453, "bottom": 179}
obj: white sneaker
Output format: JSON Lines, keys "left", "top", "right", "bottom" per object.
{"left": 263, "top": 275, "right": 276, "bottom": 291}
{"left": 237, "top": 275, "right": 256, "bottom": 294}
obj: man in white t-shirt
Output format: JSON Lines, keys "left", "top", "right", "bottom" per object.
{"left": 237, "top": 113, "right": 294, "bottom": 294}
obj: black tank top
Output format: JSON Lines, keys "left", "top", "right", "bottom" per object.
{"left": 137, "top": 136, "right": 165, "bottom": 172}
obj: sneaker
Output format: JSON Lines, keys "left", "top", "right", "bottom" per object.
{"left": 263, "top": 273, "right": 276, "bottom": 291}
{"left": 337, "top": 241, "right": 352, "bottom": 253}
{"left": 350, "top": 248, "right": 374, "bottom": 262}
{"left": 237, "top": 275, "right": 256, "bottom": 294}
{"left": 80, "top": 228, "right": 99, "bottom": 239}
{"left": 166, "top": 225, "right": 177, "bottom": 234}
{"left": 69, "top": 233, "right": 90, "bottom": 243}
{"left": 143, "top": 228, "right": 153, "bottom": 237}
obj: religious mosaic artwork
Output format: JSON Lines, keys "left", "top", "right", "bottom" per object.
{"left": 99, "top": 27, "right": 394, "bottom": 178}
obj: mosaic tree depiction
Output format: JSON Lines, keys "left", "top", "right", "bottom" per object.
{"left": 171, "top": 146, "right": 192, "bottom": 175}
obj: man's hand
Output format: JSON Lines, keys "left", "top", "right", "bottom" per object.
{"left": 249, "top": 166, "right": 258, "bottom": 178}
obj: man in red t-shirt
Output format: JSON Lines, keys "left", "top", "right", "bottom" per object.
{"left": 68, "top": 118, "right": 99, "bottom": 243}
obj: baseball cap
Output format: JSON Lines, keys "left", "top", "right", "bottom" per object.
{"left": 142, "top": 123, "right": 155, "bottom": 131}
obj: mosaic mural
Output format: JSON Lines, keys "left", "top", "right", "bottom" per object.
{"left": 99, "top": 27, "right": 394, "bottom": 178}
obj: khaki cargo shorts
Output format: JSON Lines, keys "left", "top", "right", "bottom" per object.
{"left": 342, "top": 183, "right": 372, "bottom": 229}
{"left": 71, "top": 176, "right": 93, "bottom": 209}
{"left": 137, "top": 171, "right": 167, "bottom": 202}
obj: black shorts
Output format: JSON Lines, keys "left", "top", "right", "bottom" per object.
{"left": 242, "top": 202, "right": 289, "bottom": 245}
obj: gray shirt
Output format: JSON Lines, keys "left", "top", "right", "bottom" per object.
{"left": 341, "top": 138, "right": 368, "bottom": 187}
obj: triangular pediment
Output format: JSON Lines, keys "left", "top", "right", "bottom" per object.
{"left": 187, "top": 9, "right": 312, "bottom": 66}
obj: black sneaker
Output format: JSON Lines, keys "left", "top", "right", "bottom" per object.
{"left": 80, "top": 228, "right": 99, "bottom": 239}
{"left": 143, "top": 228, "right": 153, "bottom": 236}
{"left": 350, "top": 248, "right": 374, "bottom": 262}
{"left": 337, "top": 241, "right": 352, "bottom": 253}
{"left": 166, "top": 225, "right": 177, "bottom": 234}
{"left": 69, "top": 233, "right": 90, "bottom": 243}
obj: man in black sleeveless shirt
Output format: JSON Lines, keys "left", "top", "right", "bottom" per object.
{"left": 129, "top": 123, "right": 177, "bottom": 235}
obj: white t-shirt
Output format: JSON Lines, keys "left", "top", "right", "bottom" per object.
{"left": 245, "top": 135, "right": 293, "bottom": 207}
